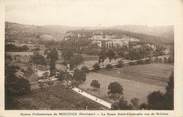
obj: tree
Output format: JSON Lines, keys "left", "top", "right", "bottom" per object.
{"left": 31, "top": 52, "right": 47, "bottom": 65}
{"left": 111, "top": 97, "right": 132, "bottom": 110}
{"left": 93, "top": 63, "right": 100, "bottom": 71}
{"left": 164, "top": 71, "right": 174, "bottom": 109}
{"left": 158, "top": 58, "right": 163, "bottom": 63}
{"left": 98, "top": 49, "right": 106, "bottom": 63}
{"left": 146, "top": 71, "right": 174, "bottom": 110}
{"left": 62, "top": 49, "right": 74, "bottom": 61}
{"left": 90, "top": 80, "right": 100, "bottom": 90}
{"left": 106, "top": 49, "right": 115, "bottom": 62}
{"left": 45, "top": 48, "right": 58, "bottom": 76}
{"left": 5, "top": 65, "right": 31, "bottom": 109}
{"left": 73, "top": 68, "right": 86, "bottom": 82}
{"left": 154, "top": 45, "right": 165, "bottom": 56}
{"left": 118, "top": 97, "right": 132, "bottom": 110}
{"left": 69, "top": 54, "right": 84, "bottom": 69}
{"left": 147, "top": 91, "right": 165, "bottom": 110}
{"left": 56, "top": 70, "right": 65, "bottom": 80}
{"left": 108, "top": 82, "right": 123, "bottom": 99}
{"left": 81, "top": 66, "right": 89, "bottom": 73}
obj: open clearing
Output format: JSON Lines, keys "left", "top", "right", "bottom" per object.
{"left": 79, "top": 64, "right": 173, "bottom": 104}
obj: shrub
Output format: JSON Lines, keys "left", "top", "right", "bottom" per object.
{"left": 137, "top": 60, "right": 144, "bottom": 64}
{"left": 90, "top": 80, "right": 100, "bottom": 89}
{"left": 131, "top": 98, "right": 140, "bottom": 109}
{"left": 93, "top": 63, "right": 100, "bottom": 71}
{"left": 111, "top": 97, "right": 132, "bottom": 110}
{"left": 105, "top": 64, "right": 113, "bottom": 70}
{"left": 116, "top": 60, "right": 124, "bottom": 68}
{"left": 129, "top": 61, "right": 135, "bottom": 65}
{"left": 144, "top": 58, "right": 151, "bottom": 64}
{"left": 73, "top": 68, "right": 86, "bottom": 82}
{"left": 139, "top": 103, "right": 149, "bottom": 110}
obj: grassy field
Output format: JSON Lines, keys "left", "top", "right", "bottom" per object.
{"left": 15, "top": 82, "right": 105, "bottom": 110}
{"left": 79, "top": 63, "right": 173, "bottom": 104}
{"left": 99, "top": 63, "right": 173, "bottom": 86}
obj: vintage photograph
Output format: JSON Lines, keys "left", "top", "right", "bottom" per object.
{"left": 5, "top": 0, "right": 174, "bottom": 110}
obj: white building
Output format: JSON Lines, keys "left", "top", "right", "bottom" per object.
{"left": 91, "top": 35, "right": 139, "bottom": 48}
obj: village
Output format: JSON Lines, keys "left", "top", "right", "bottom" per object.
{"left": 5, "top": 27, "right": 174, "bottom": 110}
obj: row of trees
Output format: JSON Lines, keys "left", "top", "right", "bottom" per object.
{"left": 5, "top": 44, "right": 29, "bottom": 52}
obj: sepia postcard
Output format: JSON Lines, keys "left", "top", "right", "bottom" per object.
{"left": 0, "top": 0, "right": 183, "bottom": 117}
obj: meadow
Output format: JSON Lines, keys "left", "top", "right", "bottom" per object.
{"left": 79, "top": 63, "right": 173, "bottom": 104}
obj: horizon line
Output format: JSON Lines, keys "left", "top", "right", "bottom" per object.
{"left": 5, "top": 21, "right": 174, "bottom": 28}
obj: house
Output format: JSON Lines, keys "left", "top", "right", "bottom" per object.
{"left": 91, "top": 34, "right": 139, "bottom": 48}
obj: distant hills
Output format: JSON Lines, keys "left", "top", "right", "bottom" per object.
{"left": 110, "top": 25, "right": 174, "bottom": 43}
{"left": 5, "top": 22, "right": 174, "bottom": 44}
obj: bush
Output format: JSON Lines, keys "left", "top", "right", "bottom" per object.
{"left": 90, "top": 80, "right": 100, "bottom": 89}
{"left": 111, "top": 97, "right": 132, "bottom": 110}
{"left": 139, "top": 103, "right": 149, "bottom": 110}
{"left": 158, "top": 58, "right": 163, "bottom": 63}
{"left": 131, "top": 98, "right": 140, "bottom": 109}
{"left": 128, "top": 61, "right": 136, "bottom": 65}
{"left": 144, "top": 58, "right": 151, "bottom": 64}
{"left": 154, "top": 57, "right": 159, "bottom": 63}
{"left": 105, "top": 64, "right": 113, "bottom": 70}
{"left": 93, "top": 63, "right": 100, "bottom": 71}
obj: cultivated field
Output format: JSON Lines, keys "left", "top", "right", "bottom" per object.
{"left": 15, "top": 82, "right": 105, "bottom": 110}
{"left": 79, "top": 63, "right": 173, "bottom": 104}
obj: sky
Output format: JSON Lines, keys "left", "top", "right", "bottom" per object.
{"left": 5, "top": 0, "right": 177, "bottom": 26}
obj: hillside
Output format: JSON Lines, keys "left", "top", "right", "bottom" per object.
{"left": 5, "top": 22, "right": 78, "bottom": 41}
{"left": 5, "top": 22, "right": 174, "bottom": 45}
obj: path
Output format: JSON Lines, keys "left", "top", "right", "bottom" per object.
{"left": 72, "top": 87, "right": 112, "bottom": 109}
